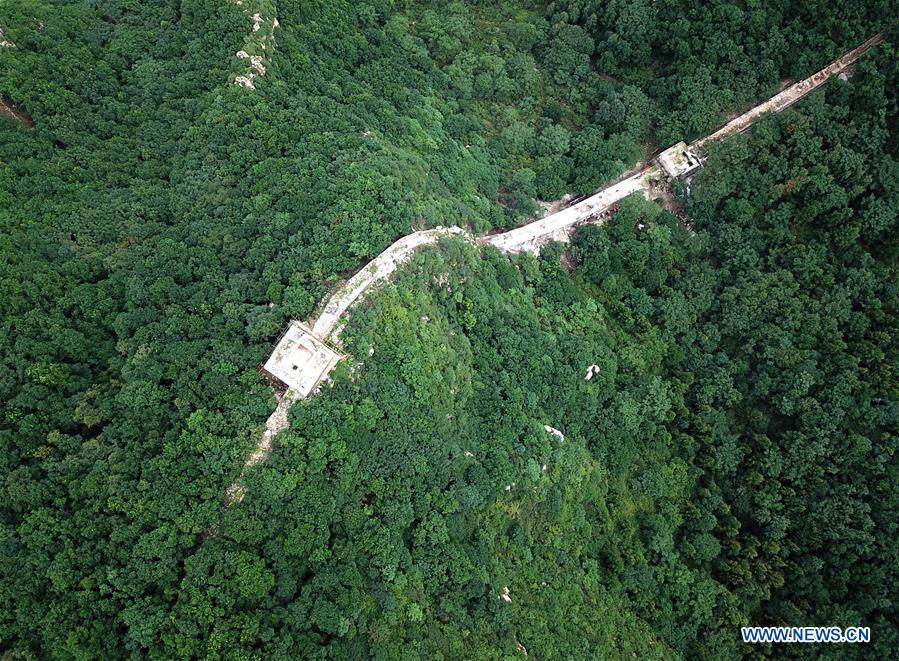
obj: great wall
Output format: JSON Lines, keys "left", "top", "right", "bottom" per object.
{"left": 223, "top": 31, "right": 887, "bottom": 503}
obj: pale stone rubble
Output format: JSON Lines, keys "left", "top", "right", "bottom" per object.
{"left": 0, "top": 28, "right": 15, "bottom": 48}
{"left": 251, "top": 12, "right": 264, "bottom": 33}
{"left": 544, "top": 425, "right": 565, "bottom": 443}
{"left": 232, "top": 3, "right": 279, "bottom": 89}
{"left": 237, "top": 50, "right": 266, "bottom": 76}
{"left": 225, "top": 388, "right": 298, "bottom": 504}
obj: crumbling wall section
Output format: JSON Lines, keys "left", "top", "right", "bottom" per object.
{"left": 230, "top": 32, "right": 888, "bottom": 506}
{"left": 692, "top": 31, "right": 885, "bottom": 149}
{"left": 485, "top": 168, "right": 653, "bottom": 254}
{"left": 312, "top": 227, "right": 472, "bottom": 341}
{"left": 231, "top": 0, "right": 279, "bottom": 89}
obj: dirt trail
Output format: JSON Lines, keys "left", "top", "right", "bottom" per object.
{"left": 0, "top": 95, "right": 34, "bottom": 127}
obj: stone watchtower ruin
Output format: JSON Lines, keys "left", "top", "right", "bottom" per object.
{"left": 656, "top": 141, "right": 702, "bottom": 180}
{"left": 262, "top": 322, "right": 343, "bottom": 398}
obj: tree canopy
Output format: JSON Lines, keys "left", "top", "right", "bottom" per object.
{"left": 1, "top": 1, "right": 897, "bottom": 657}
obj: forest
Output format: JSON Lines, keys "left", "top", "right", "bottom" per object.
{"left": 1, "top": 0, "right": 898, "bottom": 658}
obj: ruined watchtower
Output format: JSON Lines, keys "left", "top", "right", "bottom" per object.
{"left": 656, "top": 141, "right": 702, "bottom": 179}
{"left": 262, "top": 322, "right": 343, "bottom": 398}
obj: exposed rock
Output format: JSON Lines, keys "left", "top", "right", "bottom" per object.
{"left": 544, "top": 425, "right": 565, "bottom": 443}
{"left": 0, "top": 95, "right": 34, "bottom": 128}
{"left": 232, "top": 4, "right": 279, "bottom": 89}
{"left": 234, "top": 74, "right": 256, "bottom": 89}
{"left": 235, "top": 47, "right": 266, "bottom": 77}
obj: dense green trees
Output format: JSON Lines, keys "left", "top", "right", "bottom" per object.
{"left": 1, "top": 0, "right": 897, "bottom": 657}
{"left": 664, "top": 49, "right": 899, "bottom": 656}
{"left": 546, "top": 0, "right": 896, "bottom": 144}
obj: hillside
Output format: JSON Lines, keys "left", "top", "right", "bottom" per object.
{"left": 1, "top": 1, "right": 897, "bottom": 657}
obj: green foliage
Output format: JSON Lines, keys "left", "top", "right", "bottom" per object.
{"left": 663, "top": 54, "right": 899, "bottom": 657}
{"left": 1, "top": 0, "right": 897, "bottom": 658}
{"left": 547, "top": 0, "right": 892, "bottom": 142}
